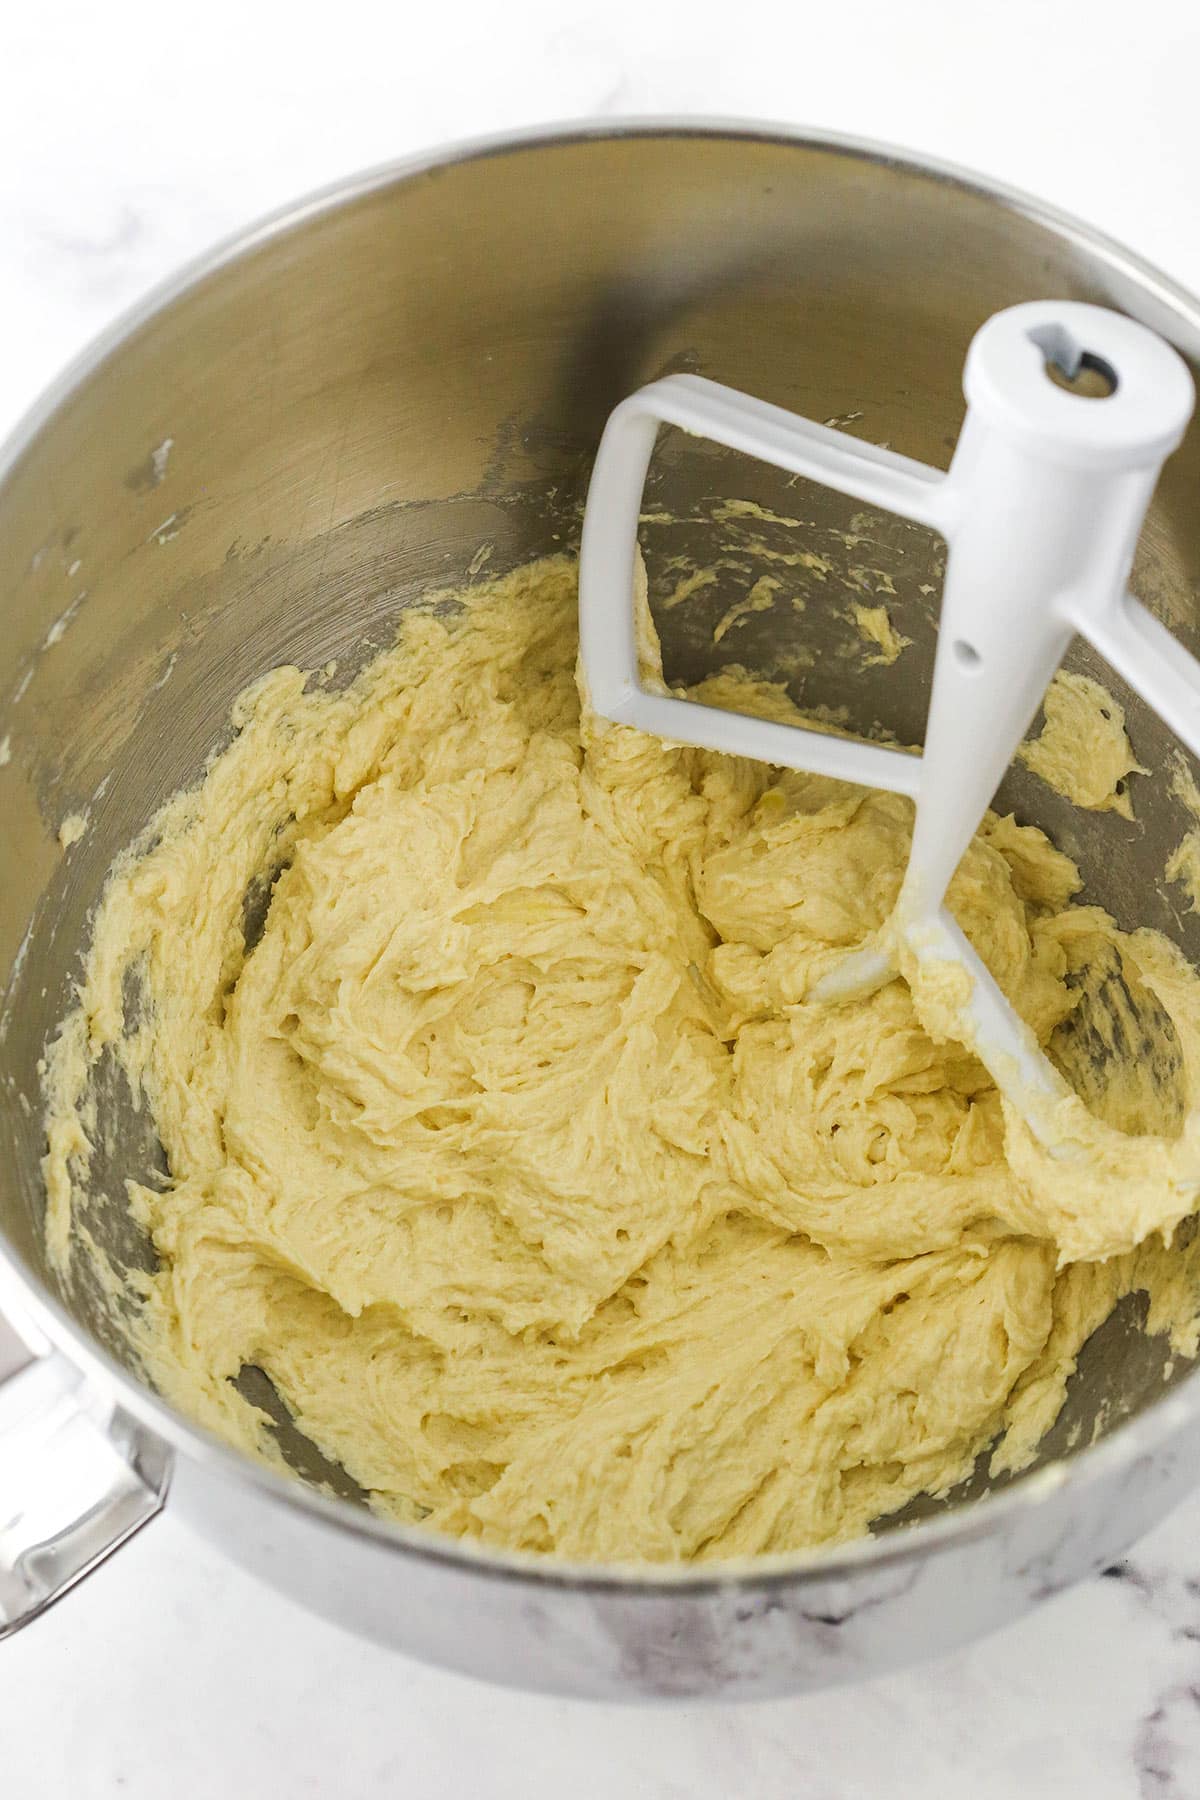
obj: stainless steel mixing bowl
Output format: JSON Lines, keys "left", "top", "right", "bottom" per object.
{"left": 3, "top": 122, "right": 1200, "bottom": 1700}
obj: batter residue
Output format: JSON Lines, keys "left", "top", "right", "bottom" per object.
{"left": 1017, "top": 669, "right": 1146, "bottom": 819}
{"left": 42, "top": 557, "right": 1200, "bottom": 1562}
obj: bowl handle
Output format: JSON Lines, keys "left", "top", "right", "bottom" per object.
{"left": 0, "top": 1309, "right": 169, "bottom": 1639}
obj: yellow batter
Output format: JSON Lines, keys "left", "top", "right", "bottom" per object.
{"left": 42, "top": 556, "right": 1200, "bottom": 1563}
{"left": 1017, "top": 670, "right": 1146, "bottom": 819}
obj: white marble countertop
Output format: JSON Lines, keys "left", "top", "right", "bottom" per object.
{"left": 4, "top": 0, "right": 1200, "bottom": 1792}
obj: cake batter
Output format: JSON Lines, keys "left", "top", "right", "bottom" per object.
{"left": 42, "top": 556, "right": 1200, "bottom": 1562}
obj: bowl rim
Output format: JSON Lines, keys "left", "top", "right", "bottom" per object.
{"left": 4, "top": 113, "right": 1200, "bottom": 1597}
